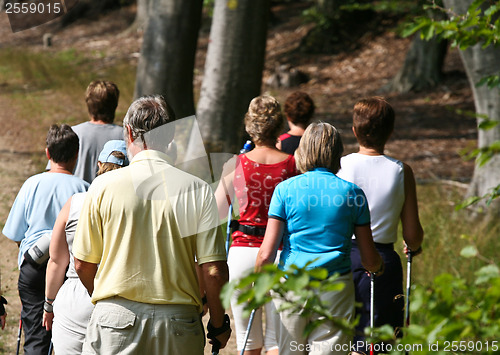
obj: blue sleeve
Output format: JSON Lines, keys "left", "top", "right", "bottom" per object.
{"left": 352, "top": 186, "right": 370, "bottom": 226}
{"left": 2, "top": 182, "right": 29, "bottom": 242}
{"left": 268, "top": 182, "right": 286, "bottom": 221}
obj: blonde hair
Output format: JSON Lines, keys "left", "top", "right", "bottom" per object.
{"left": 295, "top": 122, "right": 343, "bottom": 173}
{"left": 244, "top": 96, "right": 283, "bottom": 146}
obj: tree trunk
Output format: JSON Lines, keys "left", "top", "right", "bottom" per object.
{"left": 384, "top": 33, "right": 448, "bottom": 93}
{"left": 128, "top": 0, "right": 150, "bottom": 32}
{"left": 444, "top": 0, "right": 500, "bottom": 212}
{"left": 134, "top": 0, "right": 203, "bottom": 119}
{"left": 196, "top": 0, "right": 270, "bottom": 153}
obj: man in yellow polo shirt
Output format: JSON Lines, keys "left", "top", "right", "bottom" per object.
{"left": 73, "top": 95, "right": 231, "bottom": 354}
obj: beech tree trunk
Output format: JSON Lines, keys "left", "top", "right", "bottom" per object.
{"left": 196, "top": 0, "right": 270, "bottom": 153}
{"left": 134, "top": 0, "right": 203, "bottom": 119}
{"left": 444, "top": 0, "right": 500, "bottom": 212}
{"left": 129, "top": 0, "right": 150, "bottom": 32}
{"left": 385, "top": 33, "right": 448, "bottom": 93}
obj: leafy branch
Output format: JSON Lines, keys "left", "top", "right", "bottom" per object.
{"left": 221, "top": 262, "right": 356, "bottom": 338}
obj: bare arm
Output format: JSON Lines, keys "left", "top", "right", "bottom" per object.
{"left": 75, "top": 259, "right": 98, "bottom": 296}
{"left": 255, "top": 218, "right": 284, "bottom": 272}
{"left": 214, "top": 158, "right": 236, "bottom": 220}
{"left": 195, "top": 264, "right": 208, "bottom": 316}
{"left": 400, "top": 163, "right": 424, "bottom": 252}
{"left": 201, "top": 260, "right": 230, "bottom": 348}
{"left": 43, "top": 197, "right": 72, "bottom": 330}
{"left": 355, "top": 224, "right": 383, "bottom": 274}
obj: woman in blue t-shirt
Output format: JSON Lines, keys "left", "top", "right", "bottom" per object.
{"left": 256, "top": 122, "right": 384, "bottom": 355}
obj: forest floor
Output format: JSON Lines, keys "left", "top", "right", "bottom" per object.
{"left": 0, "top": 2, "right": 476, "bottom": 354}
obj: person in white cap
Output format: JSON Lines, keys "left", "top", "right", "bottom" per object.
{"left": 42, "top": 140, "right": 128, "bottom": 355}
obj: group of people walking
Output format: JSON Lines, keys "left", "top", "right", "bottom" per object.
{"left": 1, "top": 78, "right": 423, "bottom": 355}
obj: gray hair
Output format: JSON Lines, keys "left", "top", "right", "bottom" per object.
{"left": 294, "top": 122, "right": 343, "bottom": 174}
{"left": 123, "top": 95, "right": 176, "bottom": 145}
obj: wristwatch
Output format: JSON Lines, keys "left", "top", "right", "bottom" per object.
{"left": 43, "top": 300, "right": 53, "bottom": 313}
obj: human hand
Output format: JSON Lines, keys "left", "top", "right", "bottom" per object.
{"left": 42, "top": 311, "right": 54, "bottom": 331}
{"left": 404, "top": 244, "right": 422, "bottom": 257}
{"left": 370, "top": 261, "right": 385, "bottom": 277}
{"left": 207, "top": 314, "right": 232, "bottom": 350}
{"left": 0, "top": 296, "right": 7, "bottom": 330}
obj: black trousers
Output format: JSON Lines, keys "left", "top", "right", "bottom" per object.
{"left": 18, "top": 259, "right": 52, "bottom": 355}
{"left": 351, "top": 242, "right": 404, "bottom": 355}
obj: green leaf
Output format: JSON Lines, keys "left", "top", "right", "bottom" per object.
{"left": 286, "top": 272, "right": 310, "bottom": 292}
{"left": 460, "top": 245, "right": 479, "bottom": 258}
{"left": 485, "top": 4, "right": 499, "bottom": 17}
{"left": 427, "top": 318, "right": 448, "bottom": 343}
{"left": 475, "top": 264, "right": 500, "bottom": 284}
{"left": 401, "top": 21, "right": 427, "bottom": 38}
{"left": 322, "top": 281, "right": 345, "bottom": 293}
{"left": 308, "top": 267, "right": 328, "bottom": 280}
{"left": 455, "top": 196, "right": 481, "bottom": 210}
{"left": 254, "top": 273, "right": 276, "bottom": 303}
{"left": 421, "top": 23, "right": 436, "bottom": 41}
{"left": 478, "top": 119, "right": 500, "bottom": 130}
{"left": 220, "top": 281, "right": 237, "bottom": 309}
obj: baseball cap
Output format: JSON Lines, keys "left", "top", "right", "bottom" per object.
{"left": 98, "top": 140, "right": 129, "bottom": 166}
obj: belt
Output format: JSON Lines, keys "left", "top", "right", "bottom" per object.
{"left": 231, "top": 220, "right": 266, "bottom": 236}
{"left": 352, "top": 240, "right": 394, "bottom": 250}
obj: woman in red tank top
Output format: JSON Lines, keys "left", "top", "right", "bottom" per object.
{"left": 215, "top": 96, "right": 297, "bottom": 355}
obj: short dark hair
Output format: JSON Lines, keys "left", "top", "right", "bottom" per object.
{"left": 46, "top": 124, "right": 79, "bottom": 163}
{"left": 353, "top": 97, "right": 395, "bottom": 150}
{"left": 85, "top": 80, "right": 120, "bottom": 123}
{"left": 284, "top": 91, "right": 315, "bottom": 127}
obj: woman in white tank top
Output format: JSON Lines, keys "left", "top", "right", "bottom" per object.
{"left": 337, "top": 97, "right": 424, "bottom": 355}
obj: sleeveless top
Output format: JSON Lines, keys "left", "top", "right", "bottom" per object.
{"left": 232, "top": 154, "right": 297, "bottom": 247}
{"left": 279, "top": 133, "right": 302, "bottom": 155}
{"left": 65, "top": 192, "right": 86, "bottom": 278}
{"left": 337, "top": 153, "right": 405, "bottom": 244}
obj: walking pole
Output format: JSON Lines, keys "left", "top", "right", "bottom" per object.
{"left": 48, "top": 341, "right": 53, "bottom": 355}
{"left": 405, "top": 250, "right": 413, "bottom": 327}
{"left": 369, "top": 272, "right": 375, "bottom": 355}
{"left": 240, "top": 308, "right": 257, "bottom": 355}
{"left": 405, "top": 250, "right": 414, "bottom": 355}
{"left": 225, "top": 205, "right": 233, "bottom": 256}
{"left": 16, "top": 318, "right": 22, "bottom": 355}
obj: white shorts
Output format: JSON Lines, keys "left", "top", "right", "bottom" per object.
{"left": 227, "top": 246, "right": 280, "bottom": 352}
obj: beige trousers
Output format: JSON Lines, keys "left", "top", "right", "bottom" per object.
{"left": 82, "top": 297, "right": 204, "bottom": 355}
{"left": 272, "top": 273, "right": 355, "bottom": 355}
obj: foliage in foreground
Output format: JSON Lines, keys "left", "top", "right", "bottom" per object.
{"left": 221, "top": 262, "right": 354, "bottom": 337}
{"left": 223, "top": 247, "right": 500, "bottom": 354}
